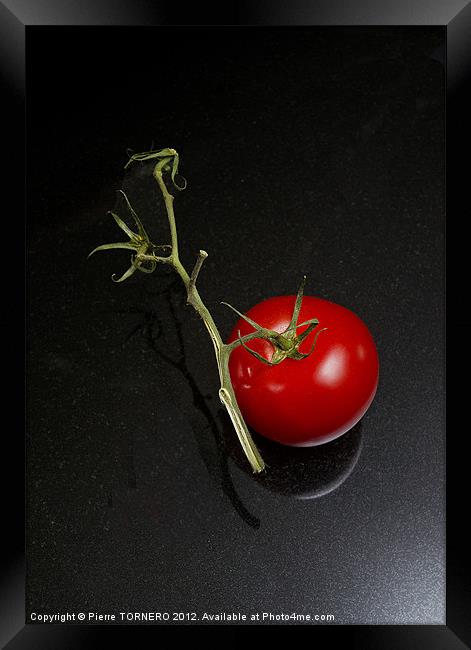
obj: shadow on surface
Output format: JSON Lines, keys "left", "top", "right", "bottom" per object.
{"left": 114, "top": 280, "right": 363, "bottom": 526}
{"left": 222, "top": 414, "right": 363, "bottom": 500}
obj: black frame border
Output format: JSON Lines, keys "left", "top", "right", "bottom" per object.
{"left": 4, "top": 0, "right": 468, "bottom": 646}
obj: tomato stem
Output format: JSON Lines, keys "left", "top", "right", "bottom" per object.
{"left": 120, "top": 149, "right": 265, "bottom": 473}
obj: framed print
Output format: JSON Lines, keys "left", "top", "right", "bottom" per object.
{"left": 2, "top": 0, "right": 468, "bottom": 646}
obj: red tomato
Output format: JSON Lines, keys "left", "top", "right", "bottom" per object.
{"left": 228, "top": 295, "right": 379, "bottom": 446}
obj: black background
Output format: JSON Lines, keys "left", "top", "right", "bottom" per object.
{"left": 27, "top": 26, "right": 445, "bottom": 624}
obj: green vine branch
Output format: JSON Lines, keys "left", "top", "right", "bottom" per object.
{"left": 89, "top": 148, "right": 325, "bottom": 473}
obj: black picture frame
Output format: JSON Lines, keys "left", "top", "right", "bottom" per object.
{"left": 4, "top": 0, "right": 467, "bottom": 646}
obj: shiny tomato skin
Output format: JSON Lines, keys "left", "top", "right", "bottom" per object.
{"left": 228, "top": 295, "right": 379, "bottom": 446}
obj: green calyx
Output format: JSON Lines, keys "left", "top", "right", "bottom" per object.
{"left": 88, "top": 189, "right": 172, "bottom": 283}
{"left": 223, "top": 276, "right": 327, "bottom": 366}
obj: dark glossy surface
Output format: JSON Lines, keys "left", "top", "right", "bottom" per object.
{"left": 27, "top": 27, "right": 445, "bottom": 623}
